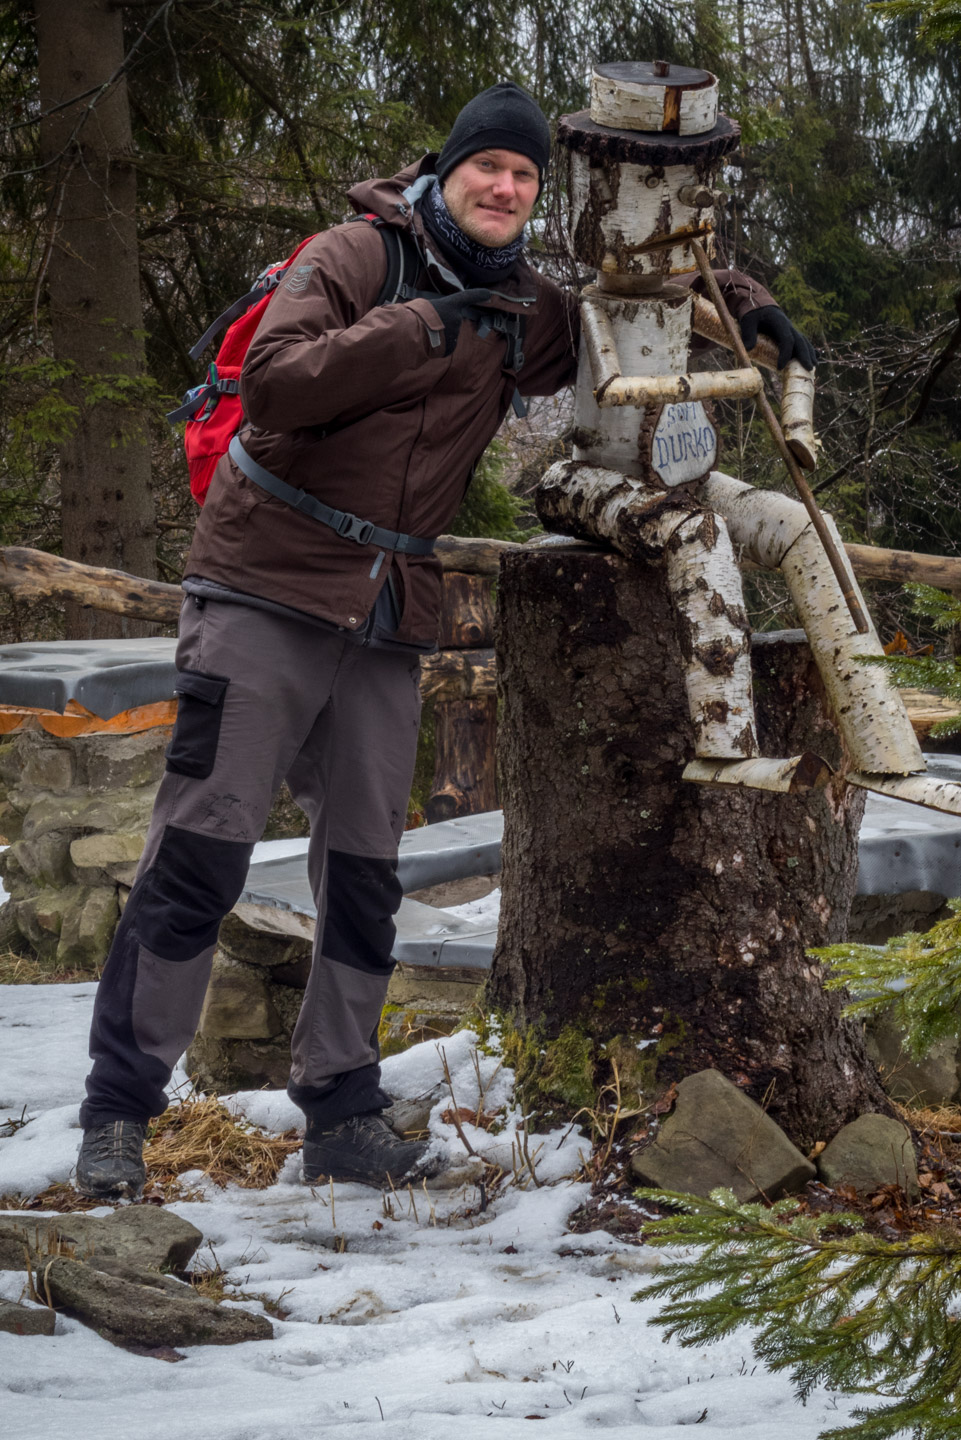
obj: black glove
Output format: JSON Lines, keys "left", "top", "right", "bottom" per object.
{"left": 429, "top": 288, "right": 492, "bottom": 356}
{"left": 739, "top": 305, "right": 817, "bottom": 371}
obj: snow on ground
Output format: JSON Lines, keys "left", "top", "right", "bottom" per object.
{"left": 0, "top": 984, "right": 865, "bottom": 1440}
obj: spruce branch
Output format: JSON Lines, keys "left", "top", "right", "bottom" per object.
{"left": 859, "top": 584, "right": 961, "bottom": 739}
{"left": 634, "top": 1187, "right": 961, "bottom": 1440}
{"left": 813, "top": 901, "right": 961, "bottom": 1059}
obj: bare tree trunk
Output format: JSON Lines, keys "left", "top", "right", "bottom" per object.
{"left": 36, "top": 0, "right": 157, "bottom": 638}
{"left": 488, "top": 548, "right": 889, "bottom": 1148}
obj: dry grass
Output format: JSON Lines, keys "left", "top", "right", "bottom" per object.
{"left": 0, "top": 1181, "right": 104, "bottom": 1213}
{"left": 0, "top": 951, "right": 100, "bottom": 985}
{"left": 0, "top": 1094, "right": 301, "bottom": 1211}
{"left": 896, "top": 1099, "right": 961, "bottom": 1162}
{"left": 145, "top": 1095, "right": 301, "bottom": 1190}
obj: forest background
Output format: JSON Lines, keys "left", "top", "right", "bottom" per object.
{"left": 1, "top": 0, "right": 959, "bottom": 652}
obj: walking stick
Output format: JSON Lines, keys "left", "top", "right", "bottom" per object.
{"left": 690, "top": 240, "right": 869, "bottom": 635}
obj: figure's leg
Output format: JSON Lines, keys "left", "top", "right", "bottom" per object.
{"left": 284, "top": 643, "right": 433, "bottom": 1184}
{"left": 78, "top": 600, "right": 349, "bottom": 1196}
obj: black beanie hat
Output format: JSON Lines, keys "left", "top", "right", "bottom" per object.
{"left": 436, "top": 82, "right": 551, "bottom": 186}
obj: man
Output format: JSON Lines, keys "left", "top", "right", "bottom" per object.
{"left": 76, "top": 82, "right": 812, "bottom": 1199}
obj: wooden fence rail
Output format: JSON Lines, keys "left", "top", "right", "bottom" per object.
{"left": 3, "top": 537, "right": 961, "bottom": 820}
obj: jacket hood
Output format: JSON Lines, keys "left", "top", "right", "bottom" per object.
{"left": 346, "top": 156, "right": 434, "bottom": 229}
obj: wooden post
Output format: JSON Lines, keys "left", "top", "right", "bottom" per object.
{"left": 426, "top": 572, "right": 498, "bottom": 823}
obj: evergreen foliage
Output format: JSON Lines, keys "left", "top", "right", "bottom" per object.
{"left": 872, "top": 0, "right": 961, "bottom": 47}
{"left": 814, "top": 900, "right": 961, "bottom": 1061}
{"left": 859, "top": 584, "right": 961, "bottom": 741}
{"left": 634, "top": 1186, "right": 961, "bottom": 1440}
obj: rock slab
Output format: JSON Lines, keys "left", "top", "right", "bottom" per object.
{"left": 0, "top": 1206, "right": 203, "bottom": 1273}
{"left": 40, "top": 1256, "right": 273, "bottom": 1348}
{"left": 629, "top": 1069, "right": 817, "bottom": 1202}
{"left": 817, "top": 1113, "right": 919, "bottom": 1197}
{"left": 0, "top": 1298, "right": 56, "bottom": 1336}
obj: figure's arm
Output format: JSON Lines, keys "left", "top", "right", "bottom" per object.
{"left": 676, "top": 266, "right": 816, "bottom": 370}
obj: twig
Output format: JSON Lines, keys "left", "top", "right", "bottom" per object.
{"left": 439, "top": 1045, "right": 478, "bottom": 1157}
{"left": 907, "top": 290, "right": 961, "bottom": 427}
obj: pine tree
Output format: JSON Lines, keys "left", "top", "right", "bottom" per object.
{"left": 634, "top": 1187, "right": 961, "bottom": 1440}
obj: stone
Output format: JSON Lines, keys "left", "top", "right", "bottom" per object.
{"left": 848, "top": 890, "right": 952, "bottom": 946}
{"left": 41, "top": 1256, "right": 272, "bottom": 1348}
{"left": 0, "top": 1298, "right": 56, "bottom": 1336}
{"left": 13, "top": 887, "right": 74, "bottom": 950}
{"left": 103, "top": 862, "right": 140, "bottom": 886}
{"left": 21, "top": 788, "right": 157, "bottom": 843}
{"left": 817, "top": 1113, "right": 919, "bottom": 1197}
{"left": 12, "top": 832, "right": 76, "bottom": 888}
{"left": 0, "top": 1204, "right": 204, "bottom": 1274}
{"left": 69, "top": 831, "right": 145, "bottom": 869}
{"left": 0, "top": 799, "right": 25, "bottom": 842}
{"left": 56, "top": 886, "right": 120, "bottom": 971}
{"left": 16, "top": 736, "right": 75, "bottom": 794}
{"left": 0, "top": 736, "right": 21, "bottom": 786}
{"left": 217, "top": 913, "right": 311, "bottom": 971}
{"left": 198, "top": 956, "right": 282, "bottom": 1040}
{"left": 864, "top": 1014, "right": 960, "bottom": 1107}
{"left": 629, "top": 1069, "right": 817, "bottom": 1202}
{"left": 385, "top": 1082, "right": 446, "bottom": 1136}
{"left": 184, "top": 1032, "right": 292, "bottom": 1094}
{"left": 72, "top": 729, "right": 169, "bottom": 793}
{"left": 269, "top": 983, "right": 305, "bottom": 1033}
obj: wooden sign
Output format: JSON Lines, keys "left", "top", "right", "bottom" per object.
{"left": 650, "top": 401, "right": 718, "bottom": 486}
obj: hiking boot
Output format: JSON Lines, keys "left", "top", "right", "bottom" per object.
{"left": 76, "top": 1120, "right": 147, "bottom": 1200}
{"left": 303, "top": 1113, "right": 440, "bottom": 1188}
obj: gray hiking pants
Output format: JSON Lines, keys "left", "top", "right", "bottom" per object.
{"left": 81, "top": 596, "right": 422, "bottom": 1130}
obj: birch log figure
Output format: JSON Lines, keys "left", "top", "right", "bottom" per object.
{"left": 487, "top": 548, "right": 889, "bottom": 1146}
{"left": 702, "top": 470, "right": 924, "bottom": 775}
{"left": 538, "top": 463, "right": 756, "bottom": 758}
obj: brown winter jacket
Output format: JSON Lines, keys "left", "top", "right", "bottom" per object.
{"left": 185, "top": 157, "right": 777, "bottom": 648}
{"left": 186, "top": 158, "right": 579, "bottom": 648}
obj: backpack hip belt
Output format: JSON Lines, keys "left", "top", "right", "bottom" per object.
{"left": 228, "top": 436, "right": 436, "bottom": 555}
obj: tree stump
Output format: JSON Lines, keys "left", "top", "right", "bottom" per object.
{"left": 488, "top": 547, "right": 889, "bottom": 1148}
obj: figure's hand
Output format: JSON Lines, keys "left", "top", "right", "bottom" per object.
{"left": 428, "top": 288, "right": 493, "bottom": 356}
{"left": 739, "top": 305, "right": 817, "bottom": 371}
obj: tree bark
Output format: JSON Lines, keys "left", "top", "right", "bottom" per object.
{"left": 36, "top": 0, "right": 157, "bottom": 638}
{"left": 488, "top": 548, "right": 890, "bottom": 1148}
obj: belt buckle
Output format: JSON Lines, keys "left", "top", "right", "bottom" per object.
{"left": 337, "top": 512, "right": 374, "bottom": 546}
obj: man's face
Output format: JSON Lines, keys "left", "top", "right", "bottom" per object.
{"left": 442, "top": 148, "right": 539, "bottom": 248}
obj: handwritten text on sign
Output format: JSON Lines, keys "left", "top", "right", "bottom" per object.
{"left": 651, "top": 401, "right": 717, "bottom": 487}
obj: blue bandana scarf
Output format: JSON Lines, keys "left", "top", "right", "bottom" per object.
{"left": 421, "top": 179, "right": 526, "bottom": 274}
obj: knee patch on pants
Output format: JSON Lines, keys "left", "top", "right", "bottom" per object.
{"left": 322, "top": 850, "right": 402, "bottom": 976}
{"left": 136, "top": 824, "right": 253, "bottom": 960}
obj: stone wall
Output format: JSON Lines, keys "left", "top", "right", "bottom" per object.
{"left": 0, "top": 724, "right": 169, "bottom": 970}
{"left": 185, "top": 913, "right": 483, "bottom": 1095}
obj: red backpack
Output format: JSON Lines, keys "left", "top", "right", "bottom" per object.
{"left": 167, "top": 218, "right": 422, "bottom": 505}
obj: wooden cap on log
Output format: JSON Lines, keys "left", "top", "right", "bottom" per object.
{"left": 591, "top": 60, "right": 719, "bottom": 137}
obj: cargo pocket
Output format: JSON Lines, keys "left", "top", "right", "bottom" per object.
{"left": 165, "top": 669, "right": 230, "bottom": 778}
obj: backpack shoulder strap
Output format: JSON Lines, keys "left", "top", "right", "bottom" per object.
{"left": 348, "top": 213, "right": 428, "bottom": 308}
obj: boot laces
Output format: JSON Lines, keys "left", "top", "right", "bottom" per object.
{"left": 85, "top": 1120, "right": 144, "bottom": 1164}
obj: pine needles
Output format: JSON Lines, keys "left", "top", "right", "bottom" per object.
{"left": 634, "top": 1187, "right": 961, "bottom": 1440}
{"left": 814, "top": 899, "right": 961, "bottom": 1060}
{"left": 861, "top": 583, "right": 961, "bottom": 741}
